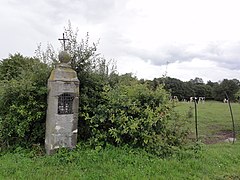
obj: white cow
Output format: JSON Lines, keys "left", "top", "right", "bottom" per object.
{"left": 223, "top": 98, "right": 228, "bottom": 103}
{"left": 199, "top": 97, "right": 205, "bottom": 103}
{"left": 189, "top": 97, "right": 194, "bottom": 102}
{"left": 173, "top": 96, "right": 179, "bottom": 102}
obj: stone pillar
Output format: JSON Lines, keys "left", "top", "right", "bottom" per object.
{"left": 45, "top": 51, "right": 79, "bottom": 155}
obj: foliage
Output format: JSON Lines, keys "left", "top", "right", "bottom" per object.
{"left": 35, "top": 43, "right": 58, "bottom": 66}
{"left": 0, "top": 54, "right": 51, "bottom": 149}
{"left": 163, "top": 77, "right": 186, "bottom": 100}
{"left": 213, "top": 79, "right": 240, "bottom": 101}
{"left": 83, "top": 83, "right": 189, "bottom": 157}
{"left": 234, "top": 89, "right": 240, "bottom": 101}
{"left": 186, "top": 106, "right": 194, "bottom": 118}
{"left": 189, "top": 77, "right": 204, "bottom": 84}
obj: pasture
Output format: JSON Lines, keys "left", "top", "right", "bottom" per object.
{"left": 175, "top": 101, "right": 240, "bottom": 143}
{"left": 1, "top": 101, "right": 240, "bottom": 179}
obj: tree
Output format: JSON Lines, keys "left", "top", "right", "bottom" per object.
{"left": 0, "top": 54, "right": 31, "bottom": 81}
{"left": 150, "top": 77, "right": 186, "bottom": 100}
{"left": 212, "top": 79, "right": 240, "bottom": 101}
{"left": 164, "top": 77, "right": 185, "bottom": 100}
{"left": 192, "top": 84, "right": 213, "bottom": 98}
{"left": 183, "top": 81, "right": 195, "bottom": 98}
{"left": 189, "top": 77, "right": 204, "bottom": 84}
{"left": 234, "top": 89, "right": 240, "bottom": 101}
{"left": 204, "top": 85, "right": 214, "bottom": 99}
{"left": 206, "top": 80, "right": 216, "bottom": 87}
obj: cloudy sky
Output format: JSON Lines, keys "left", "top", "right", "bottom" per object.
{"left": 1, "top": 0, "right": 240, "bottom": 82}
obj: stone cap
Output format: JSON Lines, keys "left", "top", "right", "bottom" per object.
{"left": 59, "top": 51, "right": 71, "bottom": 64}
{"left": 48, "top": 50, "right": 79, "bottom": 82}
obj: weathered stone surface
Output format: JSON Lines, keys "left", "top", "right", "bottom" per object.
{"left": 58, "top": 51, "right": 71, "bottom": 63}
{"left": 45, "top": 52, "right": 79, "bottom": 155}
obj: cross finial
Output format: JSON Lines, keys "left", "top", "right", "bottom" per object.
{"left": 58, "top": 33, "right": 69, "bottom": 51}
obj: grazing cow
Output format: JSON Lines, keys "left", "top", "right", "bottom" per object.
{"left": 173, "top": 96, "right": 178, "bottom": 101}
{"left": 223, "top": 98, "right": 228, "bottom": 103}
{"left": 185, "top": 97, "right": 195, "bottom": 103}
{"left": 189, "top": 97, "right": 194, "bottom": 102}
{"left": 194, "top": 97, "right": 199, "bottom": 104}
{"left": 188, "top": 97, "right": 200, "bottom": 103}
{"left": 170, "top": 96, "right": 179, "bottom": 102}
{"left": 198, "top": 97, "right": 205, "bottom": 103}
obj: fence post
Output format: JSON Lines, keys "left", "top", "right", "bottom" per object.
{"left": 194, "top": 98, "right": 198, "bottom": 142}
{"left": 225, "top": 92, "right": 236, "bottom": 144}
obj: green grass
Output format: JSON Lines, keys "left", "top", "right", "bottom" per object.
{"left": 1, "top": 101, "right": 240, "bottom": 179}
{"left": 1, "top": 144, "right": 240, "bottom": 179}
{"left": 175, "top": 101, "right": 240, "bottom": 143}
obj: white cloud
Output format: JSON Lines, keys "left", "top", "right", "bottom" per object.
{"left": 167, "top": 59, "right": 240, "bottom": 82}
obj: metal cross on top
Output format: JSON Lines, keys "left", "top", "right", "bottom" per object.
{"left": 58, "top": 33, "right": 69, "bottom": 51}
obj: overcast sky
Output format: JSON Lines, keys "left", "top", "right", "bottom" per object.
{"left": 1, "top": 0, "right": 240, "bottom": 82}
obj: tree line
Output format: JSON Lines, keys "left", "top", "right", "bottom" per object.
{"left": 140, "top": 76, "right": 240, "bottom": 102}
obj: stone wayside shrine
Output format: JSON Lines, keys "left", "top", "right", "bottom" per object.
{"left": 45, "top": 34, "right": 79, "bottom": 155}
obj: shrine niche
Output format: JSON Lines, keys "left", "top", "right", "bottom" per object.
{"left": 58, "top": 93, "right": 74, "bottom": 115}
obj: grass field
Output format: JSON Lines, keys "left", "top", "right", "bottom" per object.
{"left": 175, "top": 101, "right": 240, "bottom": 143}
{"left": 1, "top": 101, "right": 240, "bottom": 179}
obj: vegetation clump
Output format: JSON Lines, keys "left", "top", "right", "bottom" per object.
{"left": 0, "top": 54, "right": 50, "bottom": 148}
{"left": 86, "top": 83, "right": 189, "bottom": 156}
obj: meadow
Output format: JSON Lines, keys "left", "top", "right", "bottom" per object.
{"left": 175, "top": 101, "right": 240, "bottom": 143}
{"left": 1, "top": 101, "right": 240, "bottom": 179}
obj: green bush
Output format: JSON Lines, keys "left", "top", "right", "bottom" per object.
{"left": 0, "top": 53, "right": 189, "bottom": 158}
{"left": 83, "top": 83, "right": 189, "bottom": 157}
{"left": 0, "top": 54, "right": 51, "bottom": 149}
